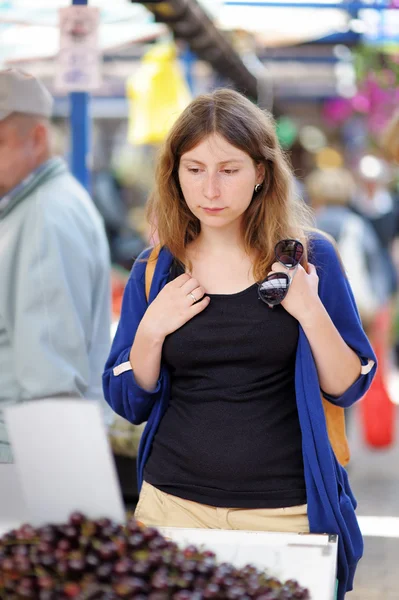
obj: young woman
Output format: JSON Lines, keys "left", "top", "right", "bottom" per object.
{"left": 103, "top": 89, "right": 376, "bottom": 600}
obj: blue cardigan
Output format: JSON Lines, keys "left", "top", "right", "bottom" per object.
{"left": 103, "top": 234, "right": 377, "bottom": 599}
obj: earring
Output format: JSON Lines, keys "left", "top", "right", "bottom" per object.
{"left": 254, "top": 183, "right": 262, "bottom": 193}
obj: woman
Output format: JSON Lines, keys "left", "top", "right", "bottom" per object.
{"left": 103, "top": 89, "right": 376, "bottom": 600}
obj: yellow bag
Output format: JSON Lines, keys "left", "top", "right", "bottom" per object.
{"left": 127, "top": 42, "right": 192, "bottom": 146}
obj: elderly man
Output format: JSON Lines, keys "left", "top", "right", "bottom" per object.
{"left": 0, "top": 69, "right": 113, "bottom": 462}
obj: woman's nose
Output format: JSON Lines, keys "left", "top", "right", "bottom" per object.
{"left": 203, "top": 174, "right": 220, "bottom": 200}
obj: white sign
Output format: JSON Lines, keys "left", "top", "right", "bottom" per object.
{"left": 0, "top": 464, "right": 27, "bottom": 535}
{"left": 56, "top": 5, "right": 102, "bottom": 92}
{"left": 159, "top": 527, "right": 338, "bottom": 600}
{"left": 4, "top": 399, "right": 125, "bottom": 527}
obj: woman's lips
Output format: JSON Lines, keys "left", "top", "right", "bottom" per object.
{"left": 202, "top": 207, "right": 225, "bottom": 214}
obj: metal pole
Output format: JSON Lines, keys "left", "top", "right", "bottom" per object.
{"left": 182, "top": 46, "right": 196, "bottom": 95}
{"left": 70, "top": 0, "right": 90, "bottom": 191}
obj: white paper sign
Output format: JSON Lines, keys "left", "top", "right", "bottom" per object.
{"left": 5, "top": 399, "right": 125, "bottom": 527}
{"left": 56, "top": 5, "right": 102, "bottom": 92}
{"left": 159, "top": 528, "right": 338, "bottom": 600}
{"left": 0, "top": 464, "right": 27, "bottom": 535}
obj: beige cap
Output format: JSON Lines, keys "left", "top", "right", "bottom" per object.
{"left": 0, "top": 68, "right": 53, "bottom": 121}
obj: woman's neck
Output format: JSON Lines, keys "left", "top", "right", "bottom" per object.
{"left": 191, "top": 222, "right": 246, "bottom": 257}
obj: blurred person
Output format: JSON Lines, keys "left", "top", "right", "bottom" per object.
{"left": 352, "top": 156, "right": 398, "bottom": 299}
{"left": 306, "top": 167, "right": 390, "bottom": 333}
{"left": 381, "top": 112, "right": 399, "bottom": 365}
{"left": 353, "top": 157, "right": 399, "bottom": 378}
{"left": 103, "top": 89, "right": 376, "bottom": 600}
{"left": 92, "top": 170, "right": 147, "bottom": 271}
{"left": 0, "top": 69, "right": 112, "bottom": 463}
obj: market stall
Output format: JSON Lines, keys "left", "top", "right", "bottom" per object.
{"left": 0, "top": 400, "right": 338, "bottom": 599}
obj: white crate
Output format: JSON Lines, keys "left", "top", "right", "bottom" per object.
{"left": 159, "top": 527, "right": 337, "bottom": 600}
{"left": 0, "top": 464, "right": 27, "bottom": 534}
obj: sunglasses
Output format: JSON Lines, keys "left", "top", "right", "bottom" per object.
{"left": 258, "top": 239, "right": 304, "bottom": 308}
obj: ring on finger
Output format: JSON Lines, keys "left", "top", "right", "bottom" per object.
{"left": 189, "top": 292, "right": 197, "bottom": 303}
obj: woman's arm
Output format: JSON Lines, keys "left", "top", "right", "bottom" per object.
{"left": 274, "top": 234, "right": 376, "bottom": 405}
{"left": 129, "top": 322, "right": 164, "bottom": 392}
{"left": 102, "top": 250, "right": 165, "bottom": 425}
{"left": 129, "top": 272, "right": 209, "bottom": 391}
{"left": 276, "top": 260, "right": 362, "bottom": 396}
{"left": 103, "top": 255, "right": 210, "bottom": 422}
{"left": 299, "top": 300, "right": 362, "bottom": 397}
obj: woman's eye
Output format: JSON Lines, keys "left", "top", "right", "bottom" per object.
{"left": 188, "top": 168, "right": 201, "bottom": 174}
{"left": 223, "top": 169, "right": 238, "bottom": 175}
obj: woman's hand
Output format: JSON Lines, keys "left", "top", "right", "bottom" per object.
{"left": 141, "top": 273, "right": 210, "bottom": 341}
{"left": 270, "top": 262, "right": 320, "bottom": 324}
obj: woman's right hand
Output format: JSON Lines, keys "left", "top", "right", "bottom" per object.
{"left": 141, "top": 274, "right": 210, "bottom": 340}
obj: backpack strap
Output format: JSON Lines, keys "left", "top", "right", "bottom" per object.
{"left": 145, "top": 245, "right": 161, "bottom": 302}
{"left": 322, "top": 395, "right": 350, "bottom": 466}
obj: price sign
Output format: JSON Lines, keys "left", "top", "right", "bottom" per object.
{"left": 56, "top": 5, "right": 102, "bottom": 92}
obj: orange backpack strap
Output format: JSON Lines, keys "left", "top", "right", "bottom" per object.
{"left": 145, "top": 245, "right": 161, "bottom": 302}
{"left": 322, "top": 395, "right": 350, "bottom": 466}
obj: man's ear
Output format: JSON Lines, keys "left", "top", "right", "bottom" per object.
{"left": 31, "top": 122, "right": 48, "bottom": 155}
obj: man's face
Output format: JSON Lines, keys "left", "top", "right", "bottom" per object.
{"left": 0, "top": 118, "right": 36, "bottom": 197}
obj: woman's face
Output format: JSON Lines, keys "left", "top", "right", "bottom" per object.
{"left": 178, "top": 133, "right": 264, "bottom": 231}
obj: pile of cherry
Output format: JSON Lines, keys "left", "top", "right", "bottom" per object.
{"left": 0, "top": 512, "right": 310, "bottom": 599}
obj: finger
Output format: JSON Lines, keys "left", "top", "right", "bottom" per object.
{"left": 189, "top": 294, "right": 210, "bottom": 315}
{"left": 181, "top": 277, "right": 201, "bottom": 296}
{"left": 173, "top": 273, "right": 191, "bottom": 287}
{"left": 186, "top": 286, "right": 205, "bottom": 304}
{"left": 271, "top": 262, "right": 289, "bottom": 273}
{"left": 306, "top": 263, "right": 317, "bottom": 275}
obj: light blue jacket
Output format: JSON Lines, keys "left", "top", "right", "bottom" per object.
{"left": 0, "top": 158, "right": 113, "bottom": 460}
{"left": 103, "top": 234, "right": 377, "bottom": 599}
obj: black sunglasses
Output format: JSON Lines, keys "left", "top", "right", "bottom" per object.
{"left": 258, "top": 239, "right": 304, "bottom": 308}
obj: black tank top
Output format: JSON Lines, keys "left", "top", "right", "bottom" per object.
{"left": 144, "top": 260, "right": 306, "bottom": 508}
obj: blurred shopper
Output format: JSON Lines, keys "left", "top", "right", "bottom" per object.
{"left": 353, "top": 158, "right": 399, "bottom": 384}
{"left": 382, "top": 111, "right": 399, "bottom": 365}
{"left": 352, "top": 157, "right": 398, "bottom": 301}
{"left": 306, "top": 167, "right": 390, "bottom": 332}
{"left": 92, "top": 170, "right": 146, "bottom": 272}
{"left": 0, "top": 69, "right": 112, "bottom": 463}
{"left": 103, "top": 89, "right": 376, "bottom": 600}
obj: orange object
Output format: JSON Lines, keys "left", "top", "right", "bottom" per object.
{"left": 111, "top": 268, "right": 129, "bottom": 320}
{"left": 361, "top": 305, "right": 395, "bottom": 448}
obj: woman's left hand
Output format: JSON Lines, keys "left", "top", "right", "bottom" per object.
{"left": 270, "top": 262, "right": 320, "bottom": 323}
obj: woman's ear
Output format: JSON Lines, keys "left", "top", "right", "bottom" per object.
{"left": 256, "top": 162, "right": 266, "bottom": 185}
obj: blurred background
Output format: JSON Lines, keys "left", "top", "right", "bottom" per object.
{"left": 1, "top": 1, "right": 398, "bottom": 597}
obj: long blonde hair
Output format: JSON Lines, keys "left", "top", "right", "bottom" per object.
{"left": 147, "top": 88, "right": 314, "bottom": 280}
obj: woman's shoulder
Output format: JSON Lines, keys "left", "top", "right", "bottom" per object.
{"left": 129, "top": 245, "right": 174, "bottom": 283}
{"left": 307, "top": 230, "right": 348, "bottom": 297}
{"left": 307, "top": 229, "right": 340, "bottom": 268}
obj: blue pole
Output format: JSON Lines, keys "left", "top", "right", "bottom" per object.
{"left": 182, "top": 46, "right": 196, "bottom": 95}
{"left": 70, "top": 0, "right": 90, "bottom": 191}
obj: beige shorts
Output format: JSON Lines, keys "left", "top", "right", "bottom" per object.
{"left": 134, "top": 481, "right": 309, "bottom": 533}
